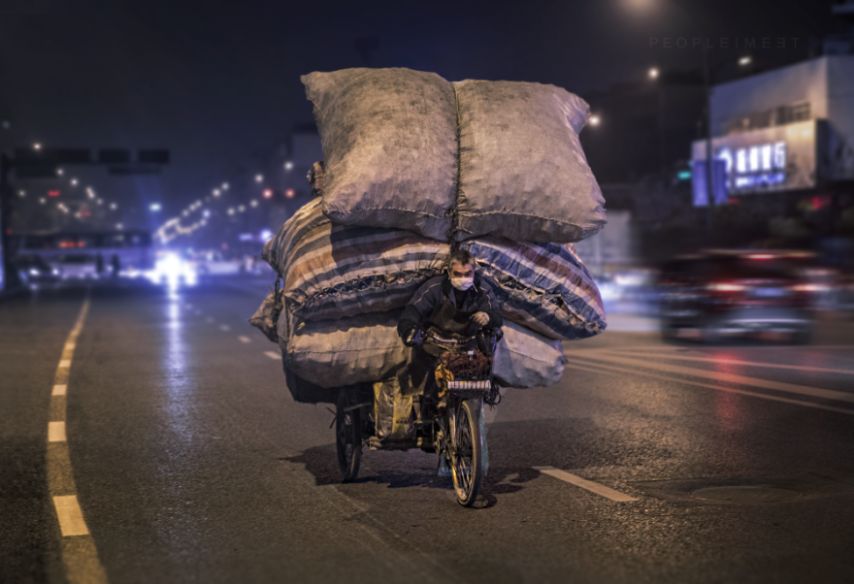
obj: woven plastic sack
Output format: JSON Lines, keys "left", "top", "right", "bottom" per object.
{"left": 493, "top": 321, "right": 566, "bottom": 388}
{"left": 462, "top": 237, "right": 606, "bottom": 340}
{"left": 286, "top": 312, "right": 408, "bottom": 389}
{"left": 302, "top": 68, "right": 458, "bottom": 241}
{"left": 453, "top": 79, "right": 606, "bottom": 243}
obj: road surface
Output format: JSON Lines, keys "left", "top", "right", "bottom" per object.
{"left": 2, "top": 277, "right": 854, "bottom": 583}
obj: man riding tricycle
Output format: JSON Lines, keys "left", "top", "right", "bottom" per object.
{"left": 334, "top": 249, "right": 504, "bottom": 506}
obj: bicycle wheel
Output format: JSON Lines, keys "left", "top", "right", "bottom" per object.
{"left": 336, "top": 392, "right": 362, "bottom": 482}
{"left": 449, "top": 398, "right": 484, "bottom": 507}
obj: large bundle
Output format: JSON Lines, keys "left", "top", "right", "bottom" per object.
{"left": 493, "top": 321, "right": 566, "bottom": 388}
{"left": 302, "top": 68, "right": 458, "bottom": 241}
{"left": 281, "top": 311, "right": 565, "bottom": 390}
{"left": 461, "top": 237, "right": 606, "bottom": 340}
{"left": 286, "top": 312, "right": 407, "bottom": 388}
{"left": 302, "top": 68, "right": 606, "bottom": 244}
{"left": 453, "top": 79, "right": 605, "bottom": 242}
{"left": 263, "top": 198, "right": 450, "bottom": 321}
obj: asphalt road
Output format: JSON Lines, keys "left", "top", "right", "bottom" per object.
{"left": 2, "top": 277, "right": 854, "bottom": 584}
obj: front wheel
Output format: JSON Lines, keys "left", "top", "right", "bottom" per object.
{"left": 449, "top": 398, "right": 485, "bottom": 507}
{"left": 336, "top": 392, "right": 362, "bottom": 482}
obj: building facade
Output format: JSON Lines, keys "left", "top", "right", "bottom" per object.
{"left": 692, "top": 55, "right": 854, "bottom": 218}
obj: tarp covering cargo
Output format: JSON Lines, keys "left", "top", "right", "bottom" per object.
{"left": 248, "top": 290, "right": 283, "bottom": 343}
{"left": 493, "top": 321, "right": 566, "bottom": 388}
{"left": 286, "top": 312, "right": 408, "bottom": 388}
{"left": 302, "top": 68, "right": 458, "bottom": 241}
{"left": 264, "top": 198, "right": 450, "bottom": 321}
{"left": 262, "top": 198, "right": 330, "bottom": 279}
{"left": 462, "top": 237, "right": 606, "bottom": 340}
{"left": 302, "top": 67, "right": 606, "bottom": 244}
{"left": 453, "top": 79, "right": 606, "bottom": 242}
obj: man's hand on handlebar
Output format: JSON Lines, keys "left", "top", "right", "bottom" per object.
{"left": 471, "top": 312, "right": 489, "bottom": 328}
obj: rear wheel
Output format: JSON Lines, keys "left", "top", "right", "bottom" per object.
{"left": 336, "top": 392, "right": 362, "bottom": 482}
{"left": 449, "top": 398, "right": 484, "bottom": 507}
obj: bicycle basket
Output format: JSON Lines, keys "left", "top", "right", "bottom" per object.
{"left": 436, "top": 351, "right": 493, "bottom": 398}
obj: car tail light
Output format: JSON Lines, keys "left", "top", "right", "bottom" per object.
{"left": 707, "top": 282, "right": 747, "bottom": 292}
{"left": 790, "top": 283, "right": 825, "bottom": 293}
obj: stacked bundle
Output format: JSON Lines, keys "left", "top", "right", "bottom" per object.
{"left": 252, "top": 68, "right": 607, "bottom": 403}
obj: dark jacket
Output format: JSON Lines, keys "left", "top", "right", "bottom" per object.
{"left": 397, "top": 274, "right": 503, "bottom": 338}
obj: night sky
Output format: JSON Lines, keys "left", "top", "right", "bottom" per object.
{"left": 0, "top": 0, "right": 838, "bottom": 229}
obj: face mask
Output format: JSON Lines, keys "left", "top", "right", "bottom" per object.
{"left": 450, "top": 276, "right": 474, "bottom": 291}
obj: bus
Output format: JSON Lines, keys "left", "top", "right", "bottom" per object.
{"left": 16, "top": 230, "right": 154, "bottom": 279}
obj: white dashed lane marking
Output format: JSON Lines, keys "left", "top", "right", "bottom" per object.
{"left": 238, "top": 336, "right": 251, "bottom": 343}
{"left": 52, "top": 384, "right": 67, "bottom": 396}
{"left": 59, "top": 360, "right": 71, "bottom": 368}
{"left": 535, "top": 467, "right": 638, "bottom": 502}
{"left": 264, "top": 351, "right": 280, "bottom": 360}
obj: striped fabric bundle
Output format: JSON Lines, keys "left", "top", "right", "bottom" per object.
{"left": 264, "top": 199, "right": 450, "bottom": 321}
{"left": 461, "top": 237, "right": 606, "bottom": 340}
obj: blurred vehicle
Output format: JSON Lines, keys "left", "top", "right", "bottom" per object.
{"left": 658, "top": 250, "right": 814, "bottom": 343}
{"left": 195, "top": 251, "right": 242, "bottom": 276}
{"left": 13, "top": 254, "right": 60, "bottom": 289}
{"left": 150, "top": 252, "right": 197, "bottom": 287}
{"left": 55, "top": 254, "right": 100, "bottom": 281}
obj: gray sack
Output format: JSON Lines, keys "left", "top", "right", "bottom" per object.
{"left": 302, "top": 68, "right": 458, "bottom": 241}
{"left": 453, "top": 79, "right": 606, "bottom": 242}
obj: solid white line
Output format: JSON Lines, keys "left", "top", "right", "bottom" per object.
{"left": 53, "top": 495, "right": 90, "bottom": 536}
{"left": 58, "top": 359, "right": 71, "bottom": 368}
{"left": 53, "top": 384, "right": 67, "bottom": 396}
{"left": 565, "top": 359, "right": 854, "bottom": 417}
{"left": 264, "top": 351, "right": 280, "bottom": 360}
{"left": 48, "top": 422, "right": 67, "bottom": 442}
{"left": 577, "top": 352, "right": 854, "bottom": 404}
{"left": 605, "top": 349, "right": 854, "bottom": 376}
{"left": 534, "top": 466, "right": 638, "bottom": 502}
{"left": 220, "top": 325, "right": 230, "bottom": 331}
{"left": 238, "top": 336, "right": 251, "bottom": 343}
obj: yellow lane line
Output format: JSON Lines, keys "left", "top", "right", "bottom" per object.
{"left": 47, "top": 298, "right": 108, "bottom": 584}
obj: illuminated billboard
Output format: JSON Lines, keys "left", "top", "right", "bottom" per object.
{"left": 692, "top": 120, "right": 823, "bottom": 195}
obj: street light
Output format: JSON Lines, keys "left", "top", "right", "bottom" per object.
{"left": 589, "top": 114, "right": 601, "bottom": 126}
{"left": 213, "top": 189, "right": 221, "bottom": 197}
{"left": 110, "top": 203, "right": 118, "bottom": 211}
{"left": 34, "top": 143, "right": 41, "bottom": 150}
{"left": 57, "top": 169, "right": 64, "bottom": 176}
{"left": 284, "top": 161, "right": 294, "bottom": 171}
{"left": 649, "top": 67, "right": 659, "bottom": 79}
{"left": 738, "top": 56, "right": 753, "bottom": 67}
{"left": 222, "top": 182, "right": 229, "bottom": 190}
{"left": 255, "top": 174, "right": 263, "bottom": 183}
{"left": 70, "top": 178, "right": 78, "bottom": 186}
{"left": 149, "top": 203, "right": 162, "bottom": 212}
{"left": 250, "top": 200, "right": 258, "bottom": 207}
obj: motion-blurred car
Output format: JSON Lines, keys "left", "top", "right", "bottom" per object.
{"left": 13, "top": 255, "right": 60, "bottom": 289}
{"left": 658, "top": 250, "right": 814, "bottom": 343}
